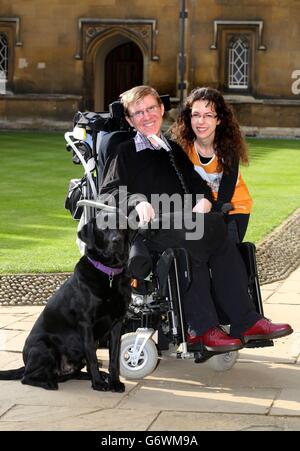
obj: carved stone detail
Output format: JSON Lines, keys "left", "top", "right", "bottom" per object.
{"left": 76, "top": 19, "right": 159, "bottom": 60}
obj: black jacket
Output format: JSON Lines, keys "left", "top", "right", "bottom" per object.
{"left": 100, "top": 137, "right": 214, "bottom": 215}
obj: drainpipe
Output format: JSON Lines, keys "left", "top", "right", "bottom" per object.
{"left": 178, "top": 0, "right": 188, "bottom": 105}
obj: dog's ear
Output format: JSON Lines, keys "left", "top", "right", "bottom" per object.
{"left": 77, "top": 219, "right": 96, "bottom": 249}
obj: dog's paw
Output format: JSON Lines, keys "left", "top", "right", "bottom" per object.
{"left": 44, "top": 381, "right": 59, "bottom": 390}
{"left": 109, "top": 380, "right": 125, "bottom": 393}
{"left": 92, "top": 381, "right": 110, "bottom": 391}
{"left": 99, "top": 370, "right": 109, "bottom": 383}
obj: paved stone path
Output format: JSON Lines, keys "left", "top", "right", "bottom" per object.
{"left": 0, "top": 265, "right": 299, "bottom": 431}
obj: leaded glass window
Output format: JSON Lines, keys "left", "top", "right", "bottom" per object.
{"left": 228, "top": 37, "right": 249, "bottom": 89}
{"left": 0, "top": 32, "right": 8, "bottom": 92}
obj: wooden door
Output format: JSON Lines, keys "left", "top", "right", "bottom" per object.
{"left": 104, "top": 41, "right": 143, "bottom": 109}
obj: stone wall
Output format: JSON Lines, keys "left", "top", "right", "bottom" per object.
{"left": 230, "top": 100, "right": 300, "bottom": 129}
{"left": 0, "top": 94, "right": 82, "bottom": 125}
{"left": 0, "top": 0, "right": 299, "bottom": 125}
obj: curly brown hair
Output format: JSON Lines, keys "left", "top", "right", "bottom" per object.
{"left": 169, "top": 87, "right": 249, "bottom": 172}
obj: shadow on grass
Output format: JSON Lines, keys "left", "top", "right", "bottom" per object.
{"left": 0, "top": 219, "right": 77, "bottom": 252}
{"left": 247, "top": 138, "right": 300, "bottom": 161}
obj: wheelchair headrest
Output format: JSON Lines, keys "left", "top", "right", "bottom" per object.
{"left": 73, "top": 95, "right": 170, "bottom": 134}
{"left": 100, "top": 130, "right": 136, "bottom": 157}
{"left": 98, "top": 130, "right": 137, "bottom": 180}
{"left": 160, "top": 95, "right": 171, "bottom": 112}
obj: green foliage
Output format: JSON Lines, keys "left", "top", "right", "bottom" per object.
{"left": 0, "top": 132, "right": 299, "bottom": 273}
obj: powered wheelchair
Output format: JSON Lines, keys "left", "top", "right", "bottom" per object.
{"left": 64, "top": 97, "right": 274, "bottom": 379}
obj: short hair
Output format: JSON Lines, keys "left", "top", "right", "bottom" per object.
{"left": 120, "top": 85, "right": 162, "bottom": 116}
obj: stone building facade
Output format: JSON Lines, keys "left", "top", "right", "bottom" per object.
{"left": 0, "top": 0, "right": 300, "bottom": 133}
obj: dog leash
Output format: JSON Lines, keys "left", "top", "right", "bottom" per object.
{"left": 87, "top": 257, "right": 124, "bottom": 287}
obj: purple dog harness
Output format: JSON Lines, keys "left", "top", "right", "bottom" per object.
{"left": 88, "top": 257, "right": 124, "bottom": 287}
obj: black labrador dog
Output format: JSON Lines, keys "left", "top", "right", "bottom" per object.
{"left": 0, "top": 211, "right": 131, "bottom": 392}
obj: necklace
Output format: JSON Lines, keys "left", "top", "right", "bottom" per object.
{"left": 194, "top": 141, "right": 215, "bottom": 158}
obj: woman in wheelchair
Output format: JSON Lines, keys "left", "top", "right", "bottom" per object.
{"left": 170, "top": 86, "right": 252, "bottom": 243}
{"left": 100, "top": 85, "right": 293, "bottom": 351}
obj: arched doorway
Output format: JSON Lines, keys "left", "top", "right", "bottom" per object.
{"left": 104, "top": 41, "right": 143, "bottom": 109}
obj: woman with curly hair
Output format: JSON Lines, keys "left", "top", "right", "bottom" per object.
{"left": 170, "top": 87, "right": 252, "bottom": 242}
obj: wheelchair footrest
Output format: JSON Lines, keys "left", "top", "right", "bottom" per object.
{"left": 176, "top": 342, "right": 212, "bottom": 362}
{"left": 244, "top": 338, "right": 274, "bottom": 348}
{"left": 176, "top": 350, "right": 213, "bottom": 363}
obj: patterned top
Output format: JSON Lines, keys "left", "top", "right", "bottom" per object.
{"left": 185, "top": 144, "right": 253, "bottom": 215}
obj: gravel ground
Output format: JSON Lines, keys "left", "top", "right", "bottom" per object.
{"left": 1, "top": 208, "right": 299, "bottom": 306}
{"left": 256, "top": 207, "right": 300, "bottom": 284}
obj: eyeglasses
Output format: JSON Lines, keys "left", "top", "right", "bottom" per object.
{"left": 129, "top": 104, "right": 160, "bottom": 119}
{"left": 190, "top": 112, "right": 217, "bottom": 121}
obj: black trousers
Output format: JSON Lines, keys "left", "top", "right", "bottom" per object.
{"left": 226, "top": 213, "right": 250, "bottom": 243}
{"left": 144, "top": 212, "right": 260, "bottom": 337}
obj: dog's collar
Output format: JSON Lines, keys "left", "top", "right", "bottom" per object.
{"left": 87, "top": 257, "right": 124, "bottom": 285}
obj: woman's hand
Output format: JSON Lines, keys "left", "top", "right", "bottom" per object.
{"left": 135, "top": 201, "right": 155, "bottom": 225}
{"left": 192, "top": 198, "right": 212, "bottom": 213}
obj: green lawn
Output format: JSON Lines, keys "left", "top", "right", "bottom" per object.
{"left": 0, "top": 131, "right": 82, "bottom": 274}
{"left": 0, "top": 132, "right": 300, "bottom": 273}
{"left": 242, "top": 138, "right": 300, "bottom": 243}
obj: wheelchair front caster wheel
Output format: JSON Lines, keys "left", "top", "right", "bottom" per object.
{"left": 207, "top": 351, "right": 239, "bottom": 372}
{"left": 120, "top": 332, "right": 158, "bottom": 380}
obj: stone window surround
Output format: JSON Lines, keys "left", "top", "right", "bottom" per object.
{"left": 0, "top": 17, "right": 22, "bottom": 47}
{"left": 211, "top": 20, "right": 266, "bottom": 95}
{"left": 210, "top": 20, "right": 266, "bottom": 51}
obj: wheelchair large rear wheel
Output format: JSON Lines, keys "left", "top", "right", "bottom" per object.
{"left": 206, "top": 351, "right": 239, "bottom": 371}
{"left": 120, "top": 332, "right": 158, "bottom": 380}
